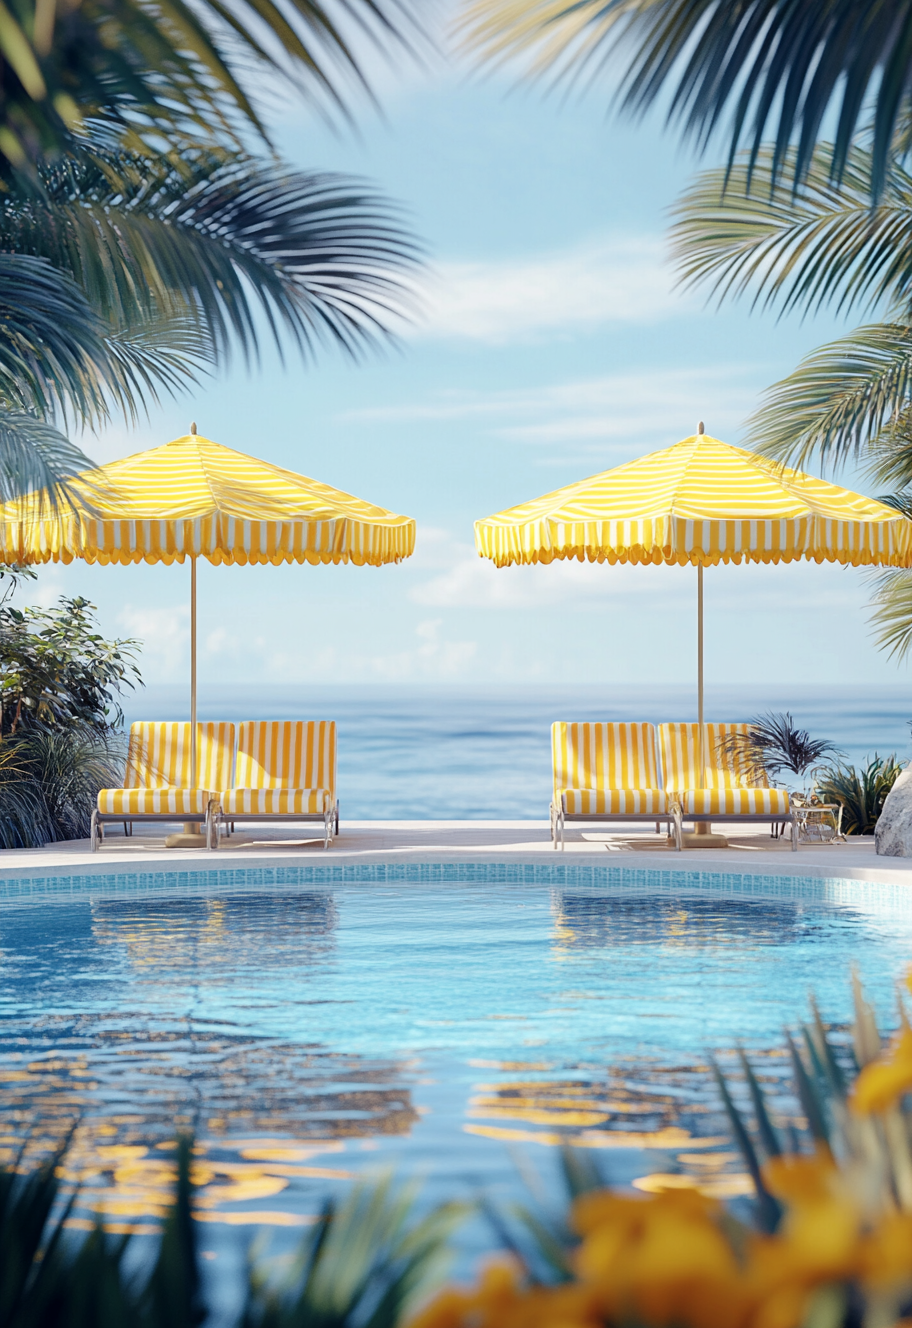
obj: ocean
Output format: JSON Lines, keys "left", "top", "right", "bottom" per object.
{"left": 122, "top": 683, "right": 912, "bottom": 820}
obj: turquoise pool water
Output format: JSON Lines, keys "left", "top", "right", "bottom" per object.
{"left": 1, "top": 863, "right": 911, "bottom": 1301}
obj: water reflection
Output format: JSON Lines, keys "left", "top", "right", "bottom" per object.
{"left": 0, "top": 1027, "right": 416, "bottom": 1230}
{"left": 551, "top": 892, "right": 811, "bottom": 952}
{"left": 463, "top": 1045, "right": 807, "bottom": 1199}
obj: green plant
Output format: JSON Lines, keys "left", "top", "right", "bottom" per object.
{"left": 815, "top": 755, "right": 904, "bottom": 834}
{"left": 462, "top": 0, "right": 911, "bottom": 198}
{"left": 0, "top": 593, "right": 139, "bottom": 736}
{"left": 0, "top": 1131, "right": 461, "bottom": 1328}
{"left": 0, "top": 0, "right": 421, "bottom": 172}
{"left": 717, "top": 713, "right": 840, "bottom": 784}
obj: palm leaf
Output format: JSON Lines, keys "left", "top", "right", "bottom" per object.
{"left": 3, "top": 143, "right": 421, "bottom": 367}
{"left": 743, "top": 323, "right": 912, "bottom": 468}
{"left": 0, "top": 410, "right": 98, "bottom": 514}
{"left": 670, "top": 144, "right": 912, "bottom": 319}
{"left": 462, "top": 0, "right": 912, "bottom": 198}
{"left": 867, "top": 567, "right": 912, "bottom": 659}
{"left": 0, "top": 0, "right": 423, "bottom": 170}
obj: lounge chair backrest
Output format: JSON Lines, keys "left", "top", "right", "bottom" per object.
{"left": 123, "top": 722, "right": 235, "bottom": 789}
{"left": 658, "top": 722, "right": 770, "bottom": 790}
{"left": 235, "top": 721, "right": 336, "bottom": 792}
{"left": 704, "top": 723, "right": 771, "bottom": 790}
{"left": 552, "top": 722, "right": 659, "bottom": 795}
{"left": 658, "top": 723, "right": 702, "bottom": 791}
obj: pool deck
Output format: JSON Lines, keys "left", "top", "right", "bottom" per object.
{"left": 0, "top": 820, "right": 910, "bottom": 887}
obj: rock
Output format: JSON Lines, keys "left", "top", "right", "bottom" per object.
{"left": 875, "top": 766, "right": 912, "bottom": 855}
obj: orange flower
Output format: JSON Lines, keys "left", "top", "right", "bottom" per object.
{"left": 851, "top": 1029, "right": 912, "bottom": 1115}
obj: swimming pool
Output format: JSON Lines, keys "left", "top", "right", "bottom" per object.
{"left": 0, "top": 863, "right": 909, "bottom": 1267}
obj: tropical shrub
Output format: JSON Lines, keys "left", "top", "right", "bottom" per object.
{"left": 815, "top": 755, "right": 904, "bottom": 835}
{"left": 0, "top": 579, "right": 138, "bottom": 846}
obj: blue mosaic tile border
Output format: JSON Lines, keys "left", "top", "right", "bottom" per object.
{"left": 0, "top": 861, "right": 910, "bottom": 913}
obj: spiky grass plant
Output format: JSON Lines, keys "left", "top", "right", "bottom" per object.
{"left": 0, "top": 726, "right": 126, "bottom": 847}
{"left": 815, "top": 754, "right": 903, "bottom": 834}
{"left": 716, "top": 712, "right": 840, "bottom": 785}
{"left": 0, "top": 1130, "right": 463, "bottom": 1328}
{"left": 410, "top": 975, "right": 912, "bottom": 1328}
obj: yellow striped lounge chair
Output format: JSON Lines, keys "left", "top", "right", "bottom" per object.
{"left": 657, "top": 723, "right": 796, "bottom": 850}
{"left": 92, "top": 722, "right": 235, "bottom": 850}
{"left": 209, "top": 721, "right": 338, "bottom": 849}
{"left": 551, "top": 722, "right": 678, "bottom": 850}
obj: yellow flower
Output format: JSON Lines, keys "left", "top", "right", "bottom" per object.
{"left": 851, "top": 1029, "right": 912, "bottom": 1115}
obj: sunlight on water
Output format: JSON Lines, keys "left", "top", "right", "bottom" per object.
{"left": 1, "top": 878, "right": 911, "bottom": 1247}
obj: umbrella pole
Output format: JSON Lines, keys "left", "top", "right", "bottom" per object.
{"left": 190, "top": 554, "right": 197, "bottom": 788}
{"left": 697, "top": 562, "right": 704, "bottom": 740}
{"left": 167, "top": 553, "right": 206, "bottom": 848}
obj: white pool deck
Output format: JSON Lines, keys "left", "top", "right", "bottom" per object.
{"left": 0, "top": 820, "right": 910, "bottom": 887}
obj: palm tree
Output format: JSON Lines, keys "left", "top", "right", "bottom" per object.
{"left": 462, "top": 0, "right": 912, "bottom": 198}
{"left": 0, "top": 133, "right": 419, "bottom": 506}
{"left": 669, "top": 139, "right": 912, "bottom": 657}
{"left": 0, "top": 0, "right": 422, "bottom": 171}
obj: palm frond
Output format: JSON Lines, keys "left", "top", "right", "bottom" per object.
{"left": 0, "top": 252, "right": 113, "bottom": 422}
{"left": 3, "top": 145, "right": 421, "bottom": 366}
{"left": 462, "top": 0, "right": 912, "bottom": 198}
{"left": 0, "top": 410, "right": 98, "bottom": 515}
{"left": 670, "top": 145, "right": 912, "bottom": 319}
{"left": 744, "top": 322, "right": 912, "bottom": 468}
{"left": 717, "top": 713, "right": 840, "bottom": 781}
{"left": 0, "top": 0, "right": 424, "bottom": 170}
{"left": 868, "top": 566, "right": 912, "bottom": 660}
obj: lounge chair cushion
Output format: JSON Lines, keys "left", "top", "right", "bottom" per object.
{"left": 680, "top": 788, "right": 790, "bottom": 815}
{"left": 97, "top": 788, "right": 216, "bottom": 815}
{"left": 219, "top": 788, "right": 332, "bottom": 815}
{"left": 560, "top": 788, "right": 669, "bottom": 814}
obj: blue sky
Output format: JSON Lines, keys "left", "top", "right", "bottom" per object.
{"left": 34, "top": 43, "right": 907, "bottom": 695}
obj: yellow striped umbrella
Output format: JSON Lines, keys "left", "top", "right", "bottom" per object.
{"left": 0, "top": 427, "right": 415, "bottom": 836}
{"left": 475, "top": 428, "right": 912, "bottom": 731}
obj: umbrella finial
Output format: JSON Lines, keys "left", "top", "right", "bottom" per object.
{"left": 190, "top": 421, "right": 197, "bottom": 435}
{"left": 697, "top": 421, "right": 704, "bottom": 435}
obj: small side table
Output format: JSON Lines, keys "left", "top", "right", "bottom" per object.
{"left": 793, "top": 801, "right": 845, "bottom": 844}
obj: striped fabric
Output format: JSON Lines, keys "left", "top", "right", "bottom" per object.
{"left": 474, "top": 434, "right": 912, "bottom": 570}
{"left": 0, "top": 434, "right": 415, "bottom": 569}
{"left": 562, "top": 789, "right": 668, "bottom": 814}
{"left": 97, "top": 722, "right": 234, "bottom": 814}
{"left": 220, "top": 789, "right": 331, "bottom": 814}
{"left": 220, "top": 721, "right": 336, "bottom": 815}
{"left": 681, "top": 789, "right": 790, "bottom": 815}
{"left": 657, "top": 723, "right": 790, "bottom": 815}
{"left": 552, "top": 722, "right": 668, "bottom": 815}
{"left": 99, "top": 789, "right": 215, "bottom": 815}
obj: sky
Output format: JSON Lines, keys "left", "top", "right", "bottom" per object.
{"left": 28, "top": 29, "right": 909, "bottom": 698}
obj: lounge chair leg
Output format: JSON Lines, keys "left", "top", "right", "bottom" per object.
{"left": 91, "top": 809, "right": 101, "bottom": 852}
{"left": 550, "top": 801, "right": 557, "bottom": 848}
{"left": 790, "top": 811, "right": 798, "bottom": 851}
{"left": 334, "top": 800, "right": 340, "bottom": 837}
{"left": 558, "top": 803, "right": 565, "bottom": 851}
{"left": 673, "top": 804, "right": 683, "bottom": 851}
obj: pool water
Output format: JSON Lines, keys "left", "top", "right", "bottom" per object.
{"left": 1, "top": 867, "right": 911, "bottom": 1290}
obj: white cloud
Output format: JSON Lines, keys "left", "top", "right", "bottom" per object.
{"left": 342, "top": 366, "right": 761, "bottom": 458}
{"left": 118, "top": 604, "right": 189, "bottom": 679}
{"left": 409, "top": 529, "right": 870, "bottom": 612}
{"left": 414, "top": 237, "right": 691, "bottom": 344}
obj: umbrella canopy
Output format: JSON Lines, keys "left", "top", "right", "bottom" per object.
{"left": 475, "top": 432, "right": 912, "bottom": 570}
{"left": 0, "top": 431, "right": 415, "bottom": 567}
{"left": 475, "top": 430, "right": 912, "bottom": 780}
{"left": 0, "top": 429, "right": 415, "bottom": 839}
